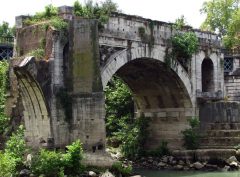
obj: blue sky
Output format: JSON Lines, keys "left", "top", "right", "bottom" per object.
{"left": 0, "top": 0, "right": 209, "bottom": 28}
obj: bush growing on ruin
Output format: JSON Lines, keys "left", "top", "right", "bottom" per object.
{"left": 182, "top": 117, "right": 200, "bottom": 150}
{"left": 73, "top": 0, "right": 119, "bottom": 24}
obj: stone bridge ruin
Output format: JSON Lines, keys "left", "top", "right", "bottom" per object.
{"left": 7, "top": 6, "right": 239, "bottom": 154}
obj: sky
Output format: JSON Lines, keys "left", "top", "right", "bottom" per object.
{"left": 0, "top": 0, "right": 209, "bottom": 28}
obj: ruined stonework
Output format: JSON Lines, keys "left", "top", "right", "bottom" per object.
{"left": 9, "top": 6, "right": 227, "bottom": 152}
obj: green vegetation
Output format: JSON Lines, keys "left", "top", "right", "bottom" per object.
{"left": 74, "top": 0, "right": 118, "bottom": 26}
{"left": 147, "top": 140, "right": 170, "bottom": 157}
{"left": 31, "top": 140, "right": 84, "bottom": 177}
{"left": 165, "top": 17, "right": 198, "bottom": 70}
{"left": 171, "top": 32, "right": 198, "bottom": 60}
{"left": 0, "top": 21, "right": 14, "bottom": 37}
{"left": 111, "top": 161, "right": 132, "bottom": 176}
{"left": 0, "top": 61, "right": 9, "bottom": 135}
{"left": 24, "top": 5, "right": 68, "bottom": 31}
{"left": 28, "top": 48, "right": 45, "bottom": 59}
{"left": 0, "top": 125, "right": 26, "bottom": 177}
{"left": 181, "top": 117, "right": 200, "bottom": 150}
{"left": 105, "top": 76, "right": 134, "bottom": 138}
{"left": 105, "top": 76, "right": 150, "bottom": 158}
{"left": 201, "top": 0, "right": 240, "bottom": 49}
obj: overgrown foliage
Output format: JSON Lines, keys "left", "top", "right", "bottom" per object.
{"left": 181, "top": 117, "right": 200, "bottom": 150}
{"left": 147, "top": 140, "right": 170, "bottom": 157}
{"left": 31, "top": 140, "right": 84, "bottom": 177}
{"left": 28, "top": 48, "right": 45, "bottom": 59}
{"left": 171, "top": 32, "right": 198, "bottom": 60}
{"left": 165, "top": 17, "right": 198, "bottom": 70}
{"left": 105, "top": 76, "right": 150, "bottom": 158}
{"left": 0, "top": 61, "right": 9, "bottom": 135}
{"left": 63, "top": 140, "right": 84, "bottom": 175}
{"left": 74, "top": 0, "right": 118, "bottom": 25}
{"left": 24, "top": 5, "right": 68, "bottom": 31}
{"left": 105, "top": 76, "right": 134, "bottom": 137}
{"left": 111, "top": 161, "right": 132, "bottom": 176}
{"left": 0, "top": 125, "right": 26, "bottom": 177}
{"left": 31, "top": 149, "right": 63, "bottom": 177}
{"left": 116, "top": 116, "right": 149, "bottom": 159}
{"left": 201, "top": 0, "right": 240, "bottom": 49}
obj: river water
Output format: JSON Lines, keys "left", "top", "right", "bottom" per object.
{"left": 135, "top": 169, "right": 240, "bottom": 177}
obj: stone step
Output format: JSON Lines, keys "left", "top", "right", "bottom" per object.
{"left": 206, "top": 130, "right": 240, "bottom": 137}
{"left": 199, "top": 145, "right": 235, "bottom": 149}
{"left": 200, "top": 137, "right": 240, "bottom": 146}
{"left": 204, "top": 123, "right": 240, "bottom": 130}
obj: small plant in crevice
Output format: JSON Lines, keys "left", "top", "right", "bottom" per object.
{"left": 181, "top": 117, "right": 200, "bottom": 150}
{"left": 56, "top": 88, "right": 72, "bottom": 124}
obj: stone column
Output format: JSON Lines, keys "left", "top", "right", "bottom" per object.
{"left": 70, "top": 18, "right": 106, "bottom": 152}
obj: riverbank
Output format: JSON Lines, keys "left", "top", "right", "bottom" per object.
{"left": 130, "top": 154, "right": 240, "bottom": 172}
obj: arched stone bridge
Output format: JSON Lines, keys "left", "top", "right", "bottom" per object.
{"left": 10, "top": 7, "right": 224, "bottom": 152}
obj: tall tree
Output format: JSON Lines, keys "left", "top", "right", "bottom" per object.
{"left": 0, "top": 22, "right": 14, "bottom": 37}
{"left": 201, "top": 0, "right": 240, "bottom": 49}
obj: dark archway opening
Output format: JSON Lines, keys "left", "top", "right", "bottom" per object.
{"left": 104, "top": 58, "right": 192, "bottom": 157}
{"left": 202, "top": 58, "right": 214, "bottom": 92}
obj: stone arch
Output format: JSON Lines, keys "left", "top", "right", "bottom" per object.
{"left": 101, "top": 46, "right": 193, "bottom": 104}
{"left": 14, "top": 57, "right": 52, "bottom": 149}
{"left": 101, "top": 46, "right": 194, "bottom": 150}
{"left": 202, "top": 58, "right": 214, "bottom": 92}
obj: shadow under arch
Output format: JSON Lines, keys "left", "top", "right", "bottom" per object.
{"left": 101, "top": 47, "right": 194, "bottom": 150}
{"left": 14, "top": 57, "right": 52, "bottom": 149}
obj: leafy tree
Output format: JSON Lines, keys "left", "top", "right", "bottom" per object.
{"left": 201, "top": 0, "right": 240, "bottom": 49}
{"left": 105, "top": 76, "right": 134, "bottom": 137}
{"left": 0, "top": 21, "right": 14, "bottom": 37}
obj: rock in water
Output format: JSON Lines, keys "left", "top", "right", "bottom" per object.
{"left": 193, "top": 162, "right": 204, "bottom": 170}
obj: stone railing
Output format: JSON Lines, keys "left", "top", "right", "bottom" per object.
{"left": 196, "top": 90, "right": 223, "bottom": 101}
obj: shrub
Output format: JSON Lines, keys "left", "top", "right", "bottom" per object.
{"left": 171, "top": 32, "right": 198, "bottom": 60}
{"left": 182, "top": 117, "right": 200, "bottom": 150}
{"left": 148, "top": 140, "right": 170, "bottom": 157}
{"left": 0, "top": 125, "right": 26, "bottom": 177}
{"left": 111, "top": 161, "right": 132, "bottom": 177}
{"left": 31, "top": 149, "right": 63, "bottom": 177}
{"left": 62, "top": 140, "right": 84, "bottom": 175}
{"left": 0, "top": 152, "right": 17, "bottom": 177}
{"left": 119, "top": 116, "right": 149, "bottom": 158}
{"left": 5, "top": 125, "right": 26, "bottom": 168}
